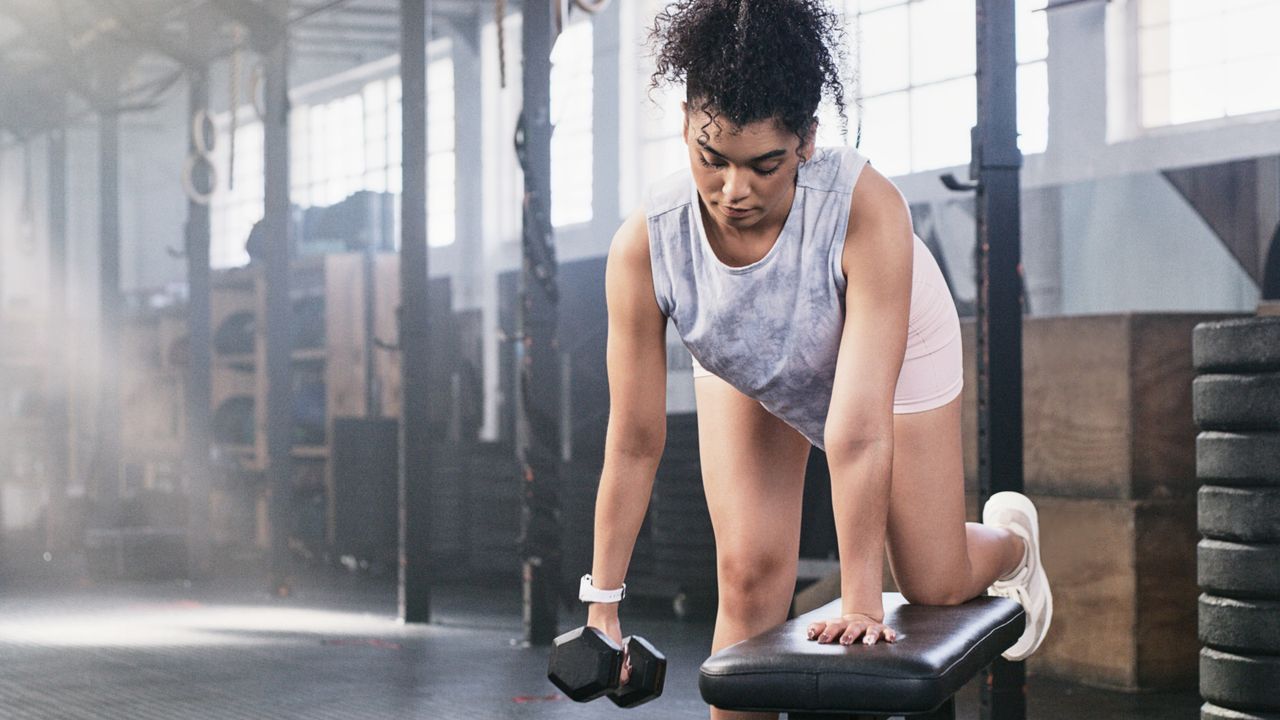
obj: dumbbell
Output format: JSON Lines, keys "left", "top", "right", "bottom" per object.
{"left": 547, "top": 625, "right": 667, "bottom": 707}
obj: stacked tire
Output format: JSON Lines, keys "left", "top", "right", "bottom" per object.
{"left": 651, "top": 413, "right": 717, "bottom": 617}
{"left": 1193, "top": 317, "right": 1280, "bottom": 720}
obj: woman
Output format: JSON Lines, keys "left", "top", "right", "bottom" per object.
{"left": 582, "top": 2, "right": 1051, "bottom": 715}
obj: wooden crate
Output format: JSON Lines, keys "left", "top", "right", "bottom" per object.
{"left": 956, "top": 313, "right": 1237, "bottom": 690}
{"left": 960, "top": 313, "right": 1243, "bottom": 500}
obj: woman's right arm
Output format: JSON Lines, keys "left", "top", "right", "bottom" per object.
{"left": 587, "top": 208, "right": 669, "bottom": 628}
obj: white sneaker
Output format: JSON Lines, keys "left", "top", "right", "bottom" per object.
{"left": 983, "top": 491, "right": 1053, "bottom": 662}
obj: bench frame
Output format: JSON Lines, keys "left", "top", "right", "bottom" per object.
{"left": 788, "top": 695, "right": 956, "bottom": 719}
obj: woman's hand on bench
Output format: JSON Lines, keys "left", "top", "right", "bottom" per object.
{"left": 806, "top": 611, "right": 898, "bottom": 646}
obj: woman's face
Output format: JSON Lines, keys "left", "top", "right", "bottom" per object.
{"left": 682, "top": 103, "right": 815, "bottom": 231}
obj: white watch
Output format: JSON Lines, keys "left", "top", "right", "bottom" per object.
{"left": 579, "top": 574, "right": 626, "bottom": 603}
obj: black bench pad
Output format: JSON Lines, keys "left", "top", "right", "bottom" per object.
{"left": 699, "top": 593, "right": 1025, "bottom": 716}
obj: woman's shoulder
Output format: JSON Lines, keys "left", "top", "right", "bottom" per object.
{"left": 800, "top": 146, "right": 870, "bottom": 194}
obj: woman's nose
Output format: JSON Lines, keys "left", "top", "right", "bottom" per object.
{"left": 722, "top": 167, "right": 750, "bottom": 203}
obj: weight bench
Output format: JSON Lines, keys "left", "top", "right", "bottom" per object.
{"left": 699, "top": 593, "right": 1025, "bottom": 719}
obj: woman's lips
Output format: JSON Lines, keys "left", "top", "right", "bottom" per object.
{"left": 721, "top": 205, "right": 753, "bottom": 217}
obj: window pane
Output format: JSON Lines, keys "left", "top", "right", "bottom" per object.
{"left": 1139, "top": 0, "right": 1171, "bottom": 27}
{"left": 1016, "top": 0, "right": 1048, "bottom": 64}
{"left": 1224, "top": 2, "right": 1280, "bottom": 63}
{"left": 859, "top": 0, "right": 906, "bottom": 12}
{"left": 1138, "top": 0, "right": 1280, "bottom": 129}
{"left": 551, "top": 19, "right": 593, "bottom": 227}
{"left": 815, "top": 100, "right": 851, "bottom": 147}
{"left": 1225, "top": 57, "right": 1280, "bottom": 116}
{"left": 642, "top": 135, "right": 687, "bottom": 185}
{"left": 857, "top": 6, "right": 910, "bottom": 96}
{"left": 1169, "top": 0, "right": 1219, "bottom": 22}
{"left": 1168, "top": 11, "right": 1222, "bottom": 71}
{"left": 1018, "top": 61, "right": 1048, "bottom": 155}
{"left": 910, "top": 76, "right": 976, "bottom": 171}
{"left": 1141, "top": 72, "right": 1172, "bottom": 127}
{"left": 910, "top": 0, "right": 976, "bottom": 85}
{"left": 1169, "top": 65, "right": 1226, "bottom": 124}
{"left": 291, "top": 106, "right": 311, "bottom": 206}
{"left": 1140, "top": 24, "right": 1172, "bottom": 75}
{"left": 858, "top": 92, "right": 911, "bottom": 177}
{"left": 428, "top": 151, "right": 455, "bottom": 247}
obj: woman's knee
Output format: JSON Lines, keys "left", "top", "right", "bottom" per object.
{"left": 716, "top": 551, "right": 793, "bottom": 615}
{"left": 897, "top": 581, "right": 973, "bottom": 607}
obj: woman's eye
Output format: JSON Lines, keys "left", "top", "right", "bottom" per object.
{"left": 756, "top": 166, "right": 780, "bottom": 176}
{"left": 698, "top": 155, "right": 726, "bottom": 169}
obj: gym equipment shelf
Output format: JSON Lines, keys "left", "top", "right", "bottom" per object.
{"left": 204, "top": 253, "right": 404, "bottom": 553}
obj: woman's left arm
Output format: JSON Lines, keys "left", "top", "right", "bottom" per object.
{"left": 810, "top": 164, "right": 914, "bottom": 643}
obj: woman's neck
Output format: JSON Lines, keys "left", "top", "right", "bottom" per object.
{"left": 700, "top": 181, "right": 797, "bottom": 266}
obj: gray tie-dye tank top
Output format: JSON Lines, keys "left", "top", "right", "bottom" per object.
{"left": 645, "top": 146, "right": 868, "bottom": 450}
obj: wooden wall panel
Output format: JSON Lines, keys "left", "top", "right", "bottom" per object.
{"left": 325, "top": 254, "right": 368, "bottom": 421}
{"left": 374, "top": 254, "right": 402, "bottom": 420}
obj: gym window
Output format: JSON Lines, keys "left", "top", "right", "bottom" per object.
{"left": 618, "top": 0, "right": 687, "bottom": 216}
{"left": 551, "top": 17, "right": 595, "bottom": 228}
{"left": 211, "top": 41, "right": 456, "bottom": 268}
{"left": 482, "top": 12, "right": 593, "bottom": 237}
{"left": 1131, "top": 0, "right": 1280, "bottom": 130}
{"left": 210, "top": 120, "right": 264, "bottom": 269}
{"left": 820, "top": 0, "right": 1049, "bottom": 176}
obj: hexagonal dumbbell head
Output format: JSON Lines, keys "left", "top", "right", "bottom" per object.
{"left": 547, "top": 626, "right": 624, "bottom": 702}
{"left": 608, "top": 635, "right": 668, "bottom": 708}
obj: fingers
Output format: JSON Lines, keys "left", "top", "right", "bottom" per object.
{"left": 805, "top": 618, "right": 898, "bottom": 645}
{"left": 856, "top": 624, "right": 897, "bottom": 645}
{"left": 620, "top": 651, "right": 632, "bottom": 685}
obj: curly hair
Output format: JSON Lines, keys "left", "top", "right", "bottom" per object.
{"left": 648, "top": 0, "right": 849, "bottom": 154}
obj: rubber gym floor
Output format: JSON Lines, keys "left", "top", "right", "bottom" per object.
{"left": 0, "top": 548, "right": 1200, "bottom": 720}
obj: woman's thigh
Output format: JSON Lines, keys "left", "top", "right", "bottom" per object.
{"left": 885, "top": 394, "right": 973, "bottom": 605}
{"left": 694, "top": 375, "right": 812, "bottom": 630}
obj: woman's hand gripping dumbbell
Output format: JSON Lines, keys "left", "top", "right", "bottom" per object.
{"left": 546, "top": 575, "right": 667, "bottom": 708}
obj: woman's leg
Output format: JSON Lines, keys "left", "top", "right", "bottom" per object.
{"left": 694, "top": 374, "right": 812, "bottom": 720}
{"left": 885, "top": 395, "right": 1025, "bottom": 605}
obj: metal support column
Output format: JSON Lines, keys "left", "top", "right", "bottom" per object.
{"left": 46, "top": 121, "right": 69, "bottom": 553}
{"left": 517, "top": 0, "right": 563, "bottom": 646}
{"left": 261, "top": 0, "right": 294, "bottom": 595}
{"left": 398, "top": 0, "right": 433, "bottom": 623}
{"left": 97, "top": 77, "right": 123, "bottom": 505}
{"left": 184, "top": 62, "right": 214, "bottom": 577}
{"left": 974, "top": 1, "right": 1026, "bottom": 719}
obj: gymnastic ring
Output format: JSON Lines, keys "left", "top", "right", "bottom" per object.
{"left": 182, "top": 152, "right": 217, "bottom": 206}
{"left": 191, "top": 108, "right": 216, "bottom": 156}
{"left": 250, "top": 63, "right": 267, "bottom": 122}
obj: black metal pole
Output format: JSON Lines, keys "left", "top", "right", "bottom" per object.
{"left": 399, "top": 0, "right": 432, "bottom": 624}
{"left": 974, "top": 1, "right": 1026, "bottom": 719}
{"left": 46, "top": 121, "right": 69, "bottom": 554}
{"left": 184, "top": 62, "right": 214, "bottom": 578}
{"left": 517, "top": 0, "right": 562, "bottom": 646}
{"left": 261, "top": 0, "right": 294, "bottom": 595}
{"left": 97, "top": 76, "right": 123, "bottom": 506}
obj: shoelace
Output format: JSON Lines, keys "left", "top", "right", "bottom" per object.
{"left": 990, "top": 581, "right": 1032, "bottom": 612}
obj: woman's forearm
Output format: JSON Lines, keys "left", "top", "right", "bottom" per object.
{"left": 589, "top": 447, "right": 662, "bottom": 590}
{"left": 828, "top": 438, "right": 894, "bottom": 619}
